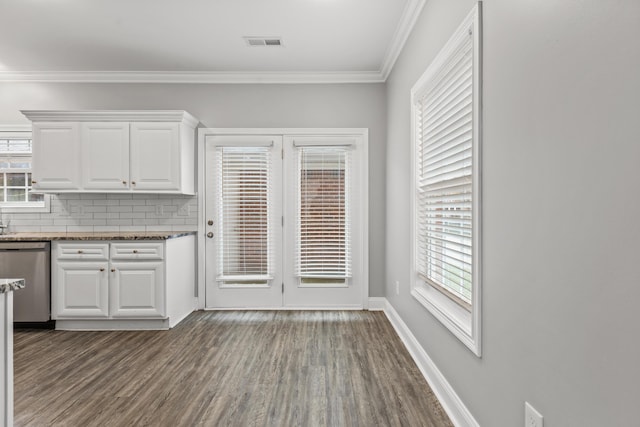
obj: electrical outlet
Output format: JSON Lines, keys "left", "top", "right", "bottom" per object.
{"left": 525, "top": 402, "right": 543, "bottom": 427}
{"left": 155, "top": 205, "right": 164, "bottom": 216}
{"left": 395, "top": 281, "right": 400, "bottom": 295}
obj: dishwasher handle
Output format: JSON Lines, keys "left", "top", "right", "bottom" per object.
{"left": 0, "top": 241, "right": 50, "bottom": 251}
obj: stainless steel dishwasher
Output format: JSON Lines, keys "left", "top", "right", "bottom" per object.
{"left": 0, "top": 241, "right": 51, "bottom": 325}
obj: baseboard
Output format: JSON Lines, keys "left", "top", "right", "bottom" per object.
{"left": 381, "top": 298, "right": 479, "bottom": 427}
{"left": 203, "top": 305, "right": 363, "bottom": 311}
{"left": 367, "top": 297, "right": 387, "bottom": 311}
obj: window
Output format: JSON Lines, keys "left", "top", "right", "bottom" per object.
{"left": 0, "top": 127, "right": 50, "bottom": 213}
{"left": 411, "top": 4, "right": 482, "bottom": 356}
{"left": 295, "top": 146, "right": 352, "bottom": 286}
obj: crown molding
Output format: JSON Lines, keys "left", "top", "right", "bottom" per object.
{"left": 0, "top": 70, "right": 385, "bottom": 84}
{"left": 379, "top": 0, "right": 427, "bottom": 80}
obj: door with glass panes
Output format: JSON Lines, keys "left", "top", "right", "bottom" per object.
{"left": 204, "top": 132, "right": 365, "bottom": 309}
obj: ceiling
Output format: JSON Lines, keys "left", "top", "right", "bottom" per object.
{"left": 0, "top": 0, "right": 425, "bottom": 83}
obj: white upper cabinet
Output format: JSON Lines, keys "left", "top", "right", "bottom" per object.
{"left": 22, "top": 111, "right": 198, "bottom": 195}
{"left": 32, "top": 122, "right": 81, "bottom": 190}
{"left": 130, "top": 122, "right": 180, "bottom": 191}
{"left": 82, "top": 122, "right": 130, "bottom": 190}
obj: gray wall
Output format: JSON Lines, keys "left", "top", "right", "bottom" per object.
{"left": 0, "top": 82, "right": 387, "bottom": 297}
{"left": 385, "top": 0, "right": 640, "bottom": 425}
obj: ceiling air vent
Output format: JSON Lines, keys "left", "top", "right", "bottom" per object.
{"left": 244, "top": 37, "right": 283, "bottom": 47}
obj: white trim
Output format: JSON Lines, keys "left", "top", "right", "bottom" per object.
{"left": 0, "top": 200, "right": 50, "bottom": 214}
{"left": 379, "top": 0, "right": 427, "bottom": 80}
{"left": 0, "top": 125, "right": 31, "bottom": 133}
{"left": 367, "top": 297, "right": 386, "bottom": 311}
{"left": 382, "top": 298, "right": 479, "bottom": 427}
{"left": 409, "top": 3, "right": 482, "bottom": 357}
{"left": 203, "top": 305, "right": 363, "bottom": 311}
{"left": 20, "top": 110, "right": 198, "bottom": 127}
{"left": 0, "top": 71, "right": 386, "bottom": 84}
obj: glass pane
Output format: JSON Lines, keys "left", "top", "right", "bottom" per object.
{"left": 7, "top": 188, "right": 26, "bottom": 202}
{"left": 28, "top": 192, "right": 44, "bottom": 202}
{"left": 27, "top": 173, "right": 32, "bottom": 185}
{"left": 0, "top": 160, "right": 9, "bottom": 168}
{"left": 0, "top": 174, "right": 3, "bottom": 186}
{"left": 0, "top": 140, "right": 7, "bottom": 151}
{"left": 0, "top": 192, "right": 4, "bottom": 202}
{"left": 8, "top": 139, "right": 31, "bottom": 152}
{"left": 216, "top": 146, "right": 271, "bottom": 277}
{"left": 6, "top": 173, "right": 26, "bottom": 186}
{"left": 10, "top": 159, "right": 31, "bottom": 169}
{"left": 296, "top": 147, "right": 350, "bottom": 278}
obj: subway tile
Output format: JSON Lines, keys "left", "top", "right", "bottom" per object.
{"left": 94, "top": 226, "right": 120, "bottom": 232}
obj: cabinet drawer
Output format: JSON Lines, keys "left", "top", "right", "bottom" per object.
{"left": 110, "top": 242, "right": 164, "bottom": 260}
{"left": 56, "top": 243, "right": 109, "bottom": 260}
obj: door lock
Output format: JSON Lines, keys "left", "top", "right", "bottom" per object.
{"left": 207, "top": 232, "right": 214, "bottom": 238}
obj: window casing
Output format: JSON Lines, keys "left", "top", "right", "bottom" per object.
{"left": 0, "top": 127, "right": 50, "bottom": 213}
{"left": 411, "top": 4, "right": 482, "bottom": 356}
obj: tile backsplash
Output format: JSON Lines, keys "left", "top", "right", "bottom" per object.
{"left": 1, "top": 194, "right": 198, "bottom": 233}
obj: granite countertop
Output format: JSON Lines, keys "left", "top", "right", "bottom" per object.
{"left": 0, "top": 279, "right": 25, "bottom": 294}
{"left": 0, "top": 231, "right": 196, "bottom": 241}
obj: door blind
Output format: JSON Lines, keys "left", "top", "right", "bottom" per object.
{"left": 415, "top": 28, "right": 474, "bottom": 306}
{"left": 216, "top": 146, "right": 273, "bottom": 282}
{"left": 295, "top": 147, "right": 351, "bottom": 279}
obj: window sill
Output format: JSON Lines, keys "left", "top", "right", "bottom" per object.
{"left": 0, "top": 200, "right": 51, "bottom": 213}
{"left": 411, "top": 283, "right": 480, "bottom": 356}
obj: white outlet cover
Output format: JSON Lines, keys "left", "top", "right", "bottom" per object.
{"left": 525, "top": 402, "right": 543, "bottom": 427}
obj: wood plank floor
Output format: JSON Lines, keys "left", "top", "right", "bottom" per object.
{"left": 14, "top": 311, "right": 453, "bottom": 427}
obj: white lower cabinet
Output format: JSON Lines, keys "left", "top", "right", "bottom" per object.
{"left": 55, "top": 261, "right": 109, "bottom": 318}
{"left": 52, "top": 235, "right": 195, "bottom": 330}
{"left": 110, "top": 261, "right": 164, "bottom": 318}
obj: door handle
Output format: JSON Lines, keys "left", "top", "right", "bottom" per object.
{"left": 206, "top": 232, "right": 214, "bottom": 238}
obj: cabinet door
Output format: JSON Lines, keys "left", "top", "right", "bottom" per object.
{"left": 53, "top": 261, "right": 109, "bottom": 318}
{"left": 130, "top": 123, "right": 180, "bottom": 191}
{"left": 32, "top": 122, "right": 81, "bottom": 190}
{"left": 81, "top": 122, "right": 130, "bottom": 190}
{"left": 110, "top": 262, "right": 165, "bottom": 318}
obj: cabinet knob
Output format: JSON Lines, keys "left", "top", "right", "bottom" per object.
{"left": 31, "top": 180, "right": 38, "bottom": 184}
{"left": 207, "top": 220, "right": 214, "bottom": 226}
{"left": 133, "top": 250, "right": 138, "bottom": 254}
{"left": 77, "top": 250, "right": 83, "bottom": 254}
{"left": 131, "top": 181, "right": 136, "bottom": 185}
{"left": 122, "top": 180, "right": 127, "bottom": 185}
{"left": 207, "top": 232, "right": 214, "bottom": 238}
{"left": 100, "top": 268, "right": 105, "bottom": 272}
{"left": 111, "top": 268, "right": 116, "bottom": 272}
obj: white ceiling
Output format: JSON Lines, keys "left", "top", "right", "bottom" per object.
{"left": 0, "top": 0, "right": 425, "bottom": 83}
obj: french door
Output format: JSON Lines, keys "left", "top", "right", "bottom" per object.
{"left": 204, "top": 130, "right": 366, "bottom": 309}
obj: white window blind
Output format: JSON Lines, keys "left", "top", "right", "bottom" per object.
{"left": 295, "top": 147, "right": 351, "bottom": 279}
{"left": 415, "top": 21, "right": 474, "bottom": 307}
{"left": 215, "top": 146, "right": 273, "bottom": 283}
